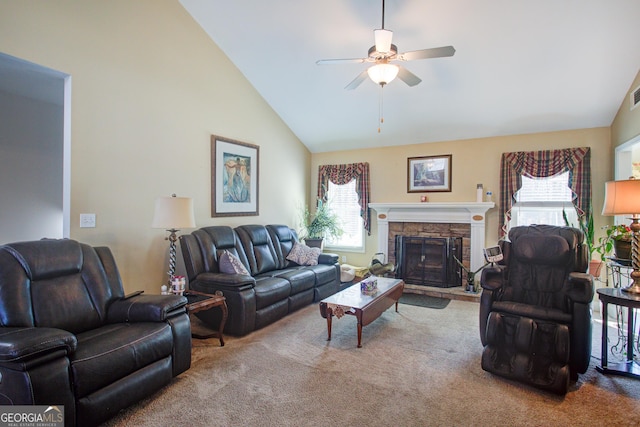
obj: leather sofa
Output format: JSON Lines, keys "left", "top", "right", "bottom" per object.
{"left": 180, "top": 224, "right": 340, "bottom": 336}
{"left": 479, "top": 225, "right": 594, "bottom": 394}
{"left": 0, "top": 239, "right": 191, "bottom": 426}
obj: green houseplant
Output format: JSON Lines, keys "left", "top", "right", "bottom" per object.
{"left": 596, "top": 224, "right": 633, "bottom": 261}
{"left": 564, "top": 209, "right": 603, "bottom": 276}
{"left": 301, "top": 197, "right": 343, "bottom": 248}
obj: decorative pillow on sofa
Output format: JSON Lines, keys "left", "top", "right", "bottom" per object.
{"left": 219, "top": 250, "right": 250, "bottom": 275}
{"left": 286, "top": 242, "right": 321, "bottom": 266}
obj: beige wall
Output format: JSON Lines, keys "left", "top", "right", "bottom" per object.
{"left": 0, "top": 0, "right": 310, "bottom": 292}
{"left": 312, "top": 128, "right": 611, "bottom": 266}
{"left": 1, "top": 0, "right": 634, "bottom": 286}
{"left": 612, "top": 69, "right": 640, "bottom": 147}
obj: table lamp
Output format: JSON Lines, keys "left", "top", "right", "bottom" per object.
{"left": 152, "top": 194, "right": 196, "bottom": 287}
{"left": 602, "top": 179, "right": 640, "bottom": 294}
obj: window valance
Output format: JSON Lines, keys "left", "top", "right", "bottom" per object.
{"left": 499, "top": 147, "right": 591, "bottom": 237}
{"left": 318, "top": 162, "right": 371, "bottom": 235}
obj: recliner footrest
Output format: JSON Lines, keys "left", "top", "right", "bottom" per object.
{"left": 482, "top": 312, "right": 570, "bottom": 394}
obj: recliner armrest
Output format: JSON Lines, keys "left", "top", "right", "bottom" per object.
{"left": 107, "top": 294, "right": 187, "bottom": 323}
{"left": 318, "top": 253, "right": 338, "bottom": 265}
{"left": 480, "top": 265, "right": 506, "bottom": 291}
{"left": 0, "top": 327, "right": 77, "bottom": 367}
{"left": 564, "top": 272, "right": 594, "bottom": 304}
{"left": 195, "top": 272, "right": 256, "bottom": 291}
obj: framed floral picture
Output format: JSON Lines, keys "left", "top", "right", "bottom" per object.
{"left": 407, "top": 154, "right": 452, "bottom": 193}
{"left": 211, "top": 135, "right": 259, "bottom": 217}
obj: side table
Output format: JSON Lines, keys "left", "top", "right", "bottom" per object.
{"left": 596, "top": 287, "right": 640, "bottom": 378}
{"left": 184, "top": 290, "right": 228, "bottom": 346}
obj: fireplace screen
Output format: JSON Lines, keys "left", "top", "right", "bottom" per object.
{"left": 395, "top": 236, "right": 462, "bottom": 287}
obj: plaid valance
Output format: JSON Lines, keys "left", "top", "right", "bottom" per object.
{"left": 499, "top": 147, "right": 591, "bottom": 237}
{"left": 318, "top": 163, "right": 371, "bottom": 235}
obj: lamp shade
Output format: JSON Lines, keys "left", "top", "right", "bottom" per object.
{"left": 152, "top": 195, "right": 196, "bottom": 229}
{"left": 602, "top": 179, "right": 640, "bottom": 216}
{"left": 367, "top": 63, "right": 399, "bottom": 85}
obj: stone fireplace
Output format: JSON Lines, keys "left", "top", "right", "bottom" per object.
{"left": 368, "top": 202, "right": 494, "bottom": 284}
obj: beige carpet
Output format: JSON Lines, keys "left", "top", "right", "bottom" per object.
{"left": 103, "top": 300, "right": 640, "bottom": 426}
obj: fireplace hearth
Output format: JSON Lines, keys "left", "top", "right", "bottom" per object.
{"left": 395, "top": 236, "right": 462, "bottom": 287}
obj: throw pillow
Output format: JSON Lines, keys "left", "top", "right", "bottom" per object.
{"left": 219, "top": 250, "right": 250, "bottom": 275}
{"left": 286, "top": 242, "right": 321, "bottom": 266}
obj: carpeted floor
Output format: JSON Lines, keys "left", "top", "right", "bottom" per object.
{"left": 398, "top": 293, "right": 450, "bottom": 309}
{"left": 103, "top": 300, "right": 640, "bottom": 427}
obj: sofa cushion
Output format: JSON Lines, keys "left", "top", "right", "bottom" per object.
{"left": 266, "top": 225, "right": 297, "bottom": 269}
{"left": 304, "top": 263, "right": 339, "bottom": 286}
{"left": 236, "top": 225, "right": 280, "bottom": 275}
{"left": 286, "top": 242, "right": 321, "bottom": 266}
{"left": 219, "top": 250, "right": 250, "bottom": 275}
{"left": 253, "top": 277, "right": 291, "bottom": 310}
{"left": 0, "top": 241, "right": 117, "bottom": 334}
{"left": 274, "top": 267, "right": 316, "bottom": 294}
{"left": 71, "top": 322, "right": 174, "bottom": 398}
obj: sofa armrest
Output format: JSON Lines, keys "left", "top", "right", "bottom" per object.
{"left": 195, "top": 272, "right": 256, "bottom": 291}
{"left": 564, "top": 272, "right": 595, "bottom": 304}
{"left": 319, "top": 253, "right": 339, "bottom": 265}
{"left": 107, "top": 294, "right": 187, "bottom": 323}
{"left": 0, "top": 327, "right": 77, "bottom": 368}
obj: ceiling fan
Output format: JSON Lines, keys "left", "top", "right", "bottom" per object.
{"left": 316, "top": 0, "right": 455, "bottom": 90}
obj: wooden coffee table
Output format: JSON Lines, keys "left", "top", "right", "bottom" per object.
{"left": 319, "top": 278, "right": 404, "bottom": 348}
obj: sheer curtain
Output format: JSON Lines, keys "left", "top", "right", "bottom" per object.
{"left": 317, "top": 163, "right": 371, "bottom": 235}
{"left": 499, "top": 147, "right": 591, "bottom": 237}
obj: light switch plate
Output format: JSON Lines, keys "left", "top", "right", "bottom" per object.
{"left": 80, "top": 213, "right": 96, "bottom": 228}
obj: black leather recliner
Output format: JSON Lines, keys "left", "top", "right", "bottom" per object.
{"left": 479, "top": 225, "right": 594, "bottom": 394}
{"left": 0, "top": 239, "right": 192, "bottom": 426}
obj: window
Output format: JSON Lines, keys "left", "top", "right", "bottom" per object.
{"left": 499, "top": 147, "right": 591, "bottom": 237}
{"left": 509, "top": 172, "right": 578, "bottom": 229}
{"left": 324, "top": 180, "right": 364, "bottom": 251}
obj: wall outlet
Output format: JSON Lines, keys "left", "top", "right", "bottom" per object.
{"left": 341, "top": 255, "right": 347, "bottom": 263}
{"left": 80, "top": 213, "right": 96, "bottom": 228}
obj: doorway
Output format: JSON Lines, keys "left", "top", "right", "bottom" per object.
{"left": 0, "top": 52, "right": 71, "bottom": 243}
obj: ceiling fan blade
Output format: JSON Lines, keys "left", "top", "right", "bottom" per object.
{"left": 345, "top": 70, "right": 369, "bottom": 90}
{"left": 316, "top": 58, "right": 367, "bottom": 65}
{"left": 397, "top": 46, "right": 456, "bottom": 61}
{"left": 397, "top": 66, "right": 422, "bottom": 87}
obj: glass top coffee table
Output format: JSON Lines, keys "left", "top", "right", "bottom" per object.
{"left": 319, "top": 277, "right": 404, "bottom": 348}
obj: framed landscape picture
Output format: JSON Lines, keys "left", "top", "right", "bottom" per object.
{"left": 407, "top": 154, "right": 452, "bottom": 193}
{"left": 211, "top": 135, "right": 259, "bottom": 217}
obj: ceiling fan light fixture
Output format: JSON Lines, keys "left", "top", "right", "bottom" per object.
{"left": 367, "top": 63, "right": 399, "bottom": 85}
{"left": 374, "top": 29, "right": 393, "bottom": 54}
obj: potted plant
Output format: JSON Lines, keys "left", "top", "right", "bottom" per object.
{"left": 301, "top": 197, "right": 343, "bottom": 248}
{"left": 597, "top": 224, "right": 633, "bottom": 261}
{"left": 565, "top": 210, "right": 602, "bottom": 276}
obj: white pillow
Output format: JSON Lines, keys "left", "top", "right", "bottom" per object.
{"left": 286, "top": 242, "right": 321, "bottom": 266}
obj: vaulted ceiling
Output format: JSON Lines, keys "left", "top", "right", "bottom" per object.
{"left": 181, "top": 0, "right": 640, "bottom": 153}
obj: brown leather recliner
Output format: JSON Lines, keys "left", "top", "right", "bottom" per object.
{"left": 479, "top": 225, "right": 594, "bottom": 394}
{"left": 0, "top": 239, "right": 192, "bottom": 426}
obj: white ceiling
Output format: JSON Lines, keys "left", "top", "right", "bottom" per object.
{"left": 185, "top": 1, "right": 639, "bottom": 153}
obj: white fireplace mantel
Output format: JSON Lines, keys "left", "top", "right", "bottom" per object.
{"left": 369, "top": 202, "right": 495, "bottom": 272}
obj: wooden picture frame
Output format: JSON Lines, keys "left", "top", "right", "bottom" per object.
{"left": 407, "top": 154, "right": 452, "bottom": 193}
{"left": 211, "top": 135, "right": 259, "bottom": 217}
